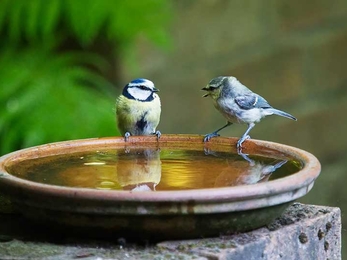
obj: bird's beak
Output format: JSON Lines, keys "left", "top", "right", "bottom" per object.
{"left": 201, "top": 87, "right": 209, "bottom": 97}
{"left": 153, "top": 87, "right": 159, "bottom": 92}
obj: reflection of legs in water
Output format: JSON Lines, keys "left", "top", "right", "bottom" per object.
{"left": 263, "top": 160, "right": 288, "bottom": 175}
{"left": 237, "top": 150, "right": 255, "bottom": 166}
{"left": 237, "top": 149, "right": 288, "bottom": 182}
{"left": 204, "top": 146, "right": 288, "bottom": 185}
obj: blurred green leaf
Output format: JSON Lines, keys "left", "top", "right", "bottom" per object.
{"left": 8, "top": 1, "right": 24, "bottom": 43}
{"left": 0, "top": 0, "right": 172, "bottom": 155}
{"left": 42, "top": 0, "right": 61, "bottom": 38}
{"left": 0, "top": 0, "right": 10, "bottom": 33}
{"left": 0, "top": 47, "right": 118, "bottom": 155}
{"left": 64, "top": 0, "right": 105, "bottom": 46}
{"left": 26, "top": 0, "right": 41, "bottom": 42}
{"left": 0, "top": 0, "right": 171, "bottom": 48}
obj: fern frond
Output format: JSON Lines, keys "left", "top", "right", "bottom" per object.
{"left": 0, "top": 47, "right": 118, "bottom": 155}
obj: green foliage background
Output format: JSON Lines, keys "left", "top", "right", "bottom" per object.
{"left": 0, "top": 0, "right": 171, "bottom": 155}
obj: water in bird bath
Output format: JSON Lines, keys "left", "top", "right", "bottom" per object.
{"left": 6, "top": 147, "right": 301, "bottom": 191}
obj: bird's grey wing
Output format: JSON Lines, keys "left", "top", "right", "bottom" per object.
{"left": 235, "top": 94, "right": 271, "bottom": 110}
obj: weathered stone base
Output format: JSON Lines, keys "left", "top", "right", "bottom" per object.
{"left": 159, "top": 203, "right": 341, "bottom": 260}
{"left": 0, "top": 203, "right": 341, "bottom": 259}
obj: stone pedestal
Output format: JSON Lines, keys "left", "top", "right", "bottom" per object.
{"left": 0, "top": 203, "right": 341, "bottom": 259}
{"left": 159, "top": 203, "right": 341, "bottom": 260}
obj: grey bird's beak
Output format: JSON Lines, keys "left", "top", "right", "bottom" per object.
{"left": 153, "top": 87, "right": 159, "bottom": 92}
{"left": 201, "top": 87, "right": 209, "bottom": 97}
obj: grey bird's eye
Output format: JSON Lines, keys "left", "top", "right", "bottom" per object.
{"left": 210, "top": 84, "right": 220, "bottom": 90}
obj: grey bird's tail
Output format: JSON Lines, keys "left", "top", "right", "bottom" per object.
{"left": 270, "top": 108, "right": 297, "bottom": 121}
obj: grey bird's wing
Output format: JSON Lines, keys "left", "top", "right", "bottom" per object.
{"left": 235, "top": 94, "right": 272, "bottom": 110}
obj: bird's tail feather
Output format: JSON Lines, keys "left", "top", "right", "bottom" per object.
{"left": 271, "top": 109, "right": 297, "bottom": 121}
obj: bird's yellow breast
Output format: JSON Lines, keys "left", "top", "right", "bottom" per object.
{"left": 115, "top": 94, "right": 161, "bottom": 135}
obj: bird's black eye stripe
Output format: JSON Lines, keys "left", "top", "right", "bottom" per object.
{"left": 139, "top": 85, "right": 148, "bottom": 90}
{"left": 209, "top": 85, "right": 219, "bottom": 90}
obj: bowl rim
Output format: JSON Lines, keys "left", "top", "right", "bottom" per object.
{"left": 0, "top": 134, "right": 321, "bottom": 204}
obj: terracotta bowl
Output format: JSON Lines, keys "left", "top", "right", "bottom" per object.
{"left": 0, "top": 135, "right": 321, "bottom": 240}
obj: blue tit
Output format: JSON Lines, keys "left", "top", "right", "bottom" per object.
{"left": 116, "top": 78, "right": 161, "bottom": 141}
{"left": 202, "top": 76, "right": 297, "bottom": 149}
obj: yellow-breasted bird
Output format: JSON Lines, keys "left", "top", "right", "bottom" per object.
{"left": 116, "top": 78, "right": 161, "bottom": 141}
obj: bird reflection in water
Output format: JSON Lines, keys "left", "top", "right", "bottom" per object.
{"left": 204, "top": 148, "right": 287, "bottom": 187}
{"left": 117, "top": 148, "right": 161, "bottom": 191}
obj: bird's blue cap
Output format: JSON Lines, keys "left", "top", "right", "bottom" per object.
{"left": 130, "top": 78, "right": 148, "bottom": 84}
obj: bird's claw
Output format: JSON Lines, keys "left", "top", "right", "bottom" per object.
{"left": 203, "top": 132, "right": 220, "bottom": 142}
{"left": 154, "top": 130, "right": 161, "bottom": 141}
{"left": 124, "top": 132, "right": 131, "bottom": 142}
{"left": 237, "top": 135, "right": 250, "bottom": 149}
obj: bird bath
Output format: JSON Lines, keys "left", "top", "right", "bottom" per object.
{"left": 0, "top": 135, "right": 320, "bottom": 241}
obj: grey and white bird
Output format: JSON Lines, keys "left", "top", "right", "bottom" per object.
{"left": 202, "top": 76, "right": 297, "bottom": 148}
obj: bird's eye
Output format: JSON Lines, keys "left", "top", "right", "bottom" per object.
{"left": 139, "top": 85, "right": 146, "bottom": 90}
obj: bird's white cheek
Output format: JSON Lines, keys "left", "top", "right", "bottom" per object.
{"left": 128, "top": 88, "right": 151, "bottom": 100}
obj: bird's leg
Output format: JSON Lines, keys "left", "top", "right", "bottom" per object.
{"left": 237, "top": 149, "right": 255, "bottom": 166}
{"left": 203, "top": 122, "right": 232, "bottom": 142}
{"left": 154, "top": 130, "right": 161, "bottom": 141}
{"left": 124, "top": 132, "right": 131, "bottom": 142}
{"left": 271, "top": 160, "right": 288, "bottom": 172}
{"left": 237, "top": 123, "right": 255, "bottom": 149}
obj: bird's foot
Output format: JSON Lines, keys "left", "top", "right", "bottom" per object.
{"left": 124, "top": 132, "right": 131, "bottom": 142}
{"left": 237, "top": 135, "right": 250, "bottom": 149}
{"left": 203, "top": 132, "right": 220, "bottom": 142}
{"left": 154, "top": 130, "right": 161, "bottom": 141}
